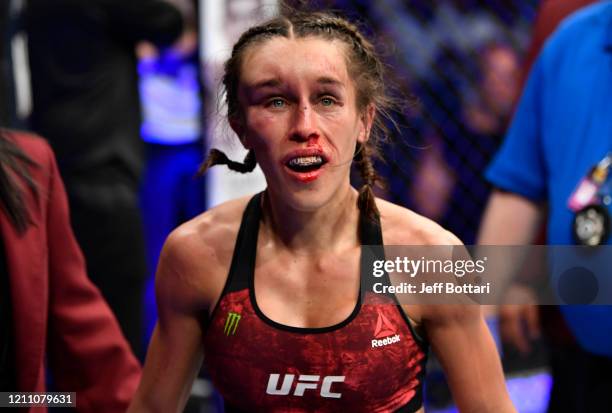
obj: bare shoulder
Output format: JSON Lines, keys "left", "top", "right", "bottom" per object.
{"left": 156, "top": 195, "right": 253, "bottom": 313}
{"left": 376, "top": 197, "right": 461, "bottom": 246}
{"left": 375, "top": 198, "right": 476, "bottom": 324}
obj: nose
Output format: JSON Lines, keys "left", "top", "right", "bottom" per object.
{"left": 289, "top": 103, "right": 319, "bottom": 143}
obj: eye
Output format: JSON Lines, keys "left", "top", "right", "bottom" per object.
{"left": 320, "top": 96, "right": 336, "bottom": 107}
{"left": 266, "top": 98, "right": 286, "bottom": 108}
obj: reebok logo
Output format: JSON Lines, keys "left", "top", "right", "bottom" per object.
{"left": 371, "top": 334, "right": 401, "bottom": 348}
{"left": 371, "top": 311, "right": 401, "bottom": 348}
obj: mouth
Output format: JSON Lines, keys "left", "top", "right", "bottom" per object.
{"left": 282, "top": 151, "right": 329, "bottom": 183}
{"left": 285, "top": 155, "right": 327, "bottom": 173}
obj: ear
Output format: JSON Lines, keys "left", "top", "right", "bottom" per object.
{"left": 229, "top": 116, "right": 249, "bottom": 149}
{"left": 357, "top": 104, "right": 376, "bottom": 143}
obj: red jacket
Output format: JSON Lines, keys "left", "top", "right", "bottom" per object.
{"left": 0, "top": 131, "right": 141, "bottom": 412}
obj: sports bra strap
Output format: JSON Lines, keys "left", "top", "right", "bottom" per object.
{"left": 224, "top": 193, "right": 262, "bottom": 293}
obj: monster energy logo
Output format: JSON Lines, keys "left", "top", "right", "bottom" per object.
{"left": 223, "top": 312, "right": 241, "bottom": 335}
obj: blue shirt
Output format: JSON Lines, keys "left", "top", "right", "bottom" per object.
{"left": 486, "top": 1, "right": 612, "bottom": 356}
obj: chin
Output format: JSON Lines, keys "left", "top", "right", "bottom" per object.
{"left": 287, "top": 188, "right": 335, "bottom": 211}
{"left": 268, "top": 177, "right": 344, "bottom": 213}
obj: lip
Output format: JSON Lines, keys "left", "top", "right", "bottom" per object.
{"left": 283, "top": 164, "right": 326, "bottom": 182}
{"left": 281, "top": 147, "right": 330, "bottom": 183}
{"left": 281, "top": 147, "right": 328, "bottom": 164}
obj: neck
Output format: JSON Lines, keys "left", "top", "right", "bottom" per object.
{"left": 261, "top": 185, "right": 361, "bottom": 254}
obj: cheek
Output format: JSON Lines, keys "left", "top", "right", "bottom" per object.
{"left": 244, "top": 112, "right": 287, "bottom": 165}
{"left": 245, "top": 112, "right": 282, "bottom": 147}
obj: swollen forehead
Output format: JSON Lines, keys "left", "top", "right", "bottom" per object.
{"left": 240, "top": 37, "right": 350, "bottom": 85}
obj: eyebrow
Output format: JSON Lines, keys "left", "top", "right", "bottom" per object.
{"left": 316, "top": 76, "right": 344, "bottom": 88}
{"left": 250, "top": 78, "right": 282, "bottom": 90}
{"left": 248, "top": 76, "right": 345, "bottom": 90}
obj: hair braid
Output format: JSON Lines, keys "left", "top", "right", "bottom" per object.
{"left": 197, "top": 149, "right": 257, "bottom": 176}
{"left": 354, "top": 142, "right": 380, "bottom": 220}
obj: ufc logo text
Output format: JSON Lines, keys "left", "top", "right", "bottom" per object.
{"left": 266, "top": 374, "right": 345, "bottom": 399}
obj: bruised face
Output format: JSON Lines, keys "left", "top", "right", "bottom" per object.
{"left": 233, "top": 36, "right": 373, "bottom": 211}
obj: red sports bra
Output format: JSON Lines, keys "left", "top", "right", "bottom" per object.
{"left": 203, "top": 193, "right": 428, "bottom": 412}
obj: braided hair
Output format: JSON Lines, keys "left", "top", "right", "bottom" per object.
{"left": 201, "top": 10, "right": 396, "bottom": 219}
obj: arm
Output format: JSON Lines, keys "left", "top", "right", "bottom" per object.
{"left": 478, "top": 47, "right": 550, "bottom": 353}
{"left": 478, "top": 189, "right": 543, "bottom": 245}
{"left": 380, "top": 200, "right": 515, "bottom": 410}
{"left": 43, "top": 142, "right": 141, "bottom": 412}
{"left": 384, "top": 209, "right": 516, "bottom": 412}
{"left": 478, "top": 190, "right": 544, "bottom": 353}
{"left": 424, "top": 304, "right": 516, "bottom": 413}
{"left": 420, "top": 231, "right": 515, "bottom": 412}
{"left": 128, "top": 228, "right": 210, "bottom": 413}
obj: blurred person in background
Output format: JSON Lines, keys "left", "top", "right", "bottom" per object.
{"left": 479, "top": 1, "right": 612, "bottom": 411}
{"left": 0, "top": 128, "right": 140, "bottom": 411}
{"left": 412, "top": 42, "right": 521, "bottom": 245}
{"left": 408, "top": 41, "right": 521, "bottom": 410}
{"left": 25, "top": 0, "right": 185, "bottom": 358}
{"left": 481, "top": 1, "right": 600, "bottom": 413}
{"left": 136, "top": 0, "right": 205, "bottom": 346}
{"left": 363, "top": 0, "right": 532, "bottom": 234}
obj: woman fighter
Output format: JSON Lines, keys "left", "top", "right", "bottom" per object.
{"left": 128, "top": 10, "right": 515, "bottom": 413}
